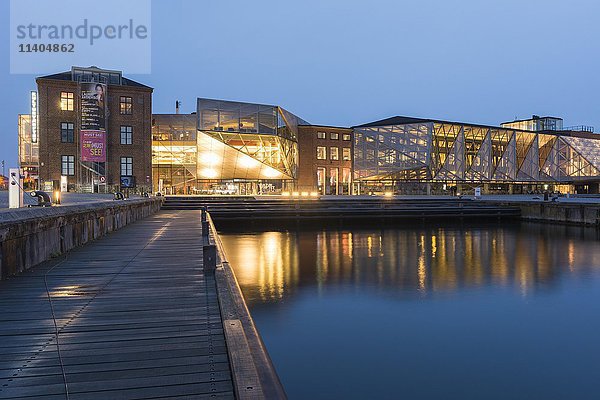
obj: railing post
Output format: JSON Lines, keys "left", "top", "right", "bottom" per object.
{"left": 202, "top": 220, "right": 209, "bottom": 240}
{"left": 203, "top": 244, "right": 217, "bottom": 274}
{"left": 201, "top": 206, "right": 207, "bottom": 222}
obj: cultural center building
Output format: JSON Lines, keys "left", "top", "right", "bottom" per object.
{"left": 18, "top": 66, "right": 600, "bottom": 195}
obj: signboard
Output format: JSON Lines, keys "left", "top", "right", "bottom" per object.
{"left": 120, "top": 176, "right": 136, "bottom": 188}
{"left": 79, "top": 82, "right": 107, "bottom": 162}
{"left": 475, "top": 187, "right": 482, "bottom": 198}
{"left": 80, "top": 131, "right": 107, "bottom": 162}
{"left": 80, "top": 83, "right": 107, "bottom": 131}
{"left": 30, "top": 91, "right": 37, "bottom": 143}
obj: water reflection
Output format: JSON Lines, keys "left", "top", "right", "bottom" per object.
{"left": 220, "top": 222, "right": 600, "bottom": 305}
{"left": 220, "top": 222, "right": 600, "bottom": 400}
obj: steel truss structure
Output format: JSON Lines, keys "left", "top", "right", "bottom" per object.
{"left": 354, "top": 121, "right": 600, "bottom": 184}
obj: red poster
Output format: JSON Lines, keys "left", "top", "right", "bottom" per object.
{"left": 80, "top": 130, "right": 106, "bottom": 162}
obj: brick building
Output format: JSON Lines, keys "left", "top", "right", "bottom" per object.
{"left": 297, "top": 125, "right": 353, "bottom": 195}
{"left": 35, "top": 66, "right": 153, "bottom": 193}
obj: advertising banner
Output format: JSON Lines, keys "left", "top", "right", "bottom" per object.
{"left": 79, "top": 82, "right": 107, "bottom": 162}
{"left": 80, "top": 82, "right": 107, "bottom": 131}
{"left": 80, "top": 130, "right": 106, "bottom": 162}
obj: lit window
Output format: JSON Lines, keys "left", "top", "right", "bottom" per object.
{"left": 317, "top": 131, "right": 326, "bottom": 139}
{"left": 330, "top": 132, "right": 339, "bottom": 140}
{"left": 316, "top": 167, "right": 326, "bottom": 192}
{"left": 120, "top": 156, "right": 133, "bottom": 176}
{"left": 60, "top": 122, "right": 74, "bottom": 143}
{"left": 330, "top": 147, "right": 339, "bottom": 161}
{"left": 343, "top": 148, "right": 351, "bottom": 161}
{"left": 60, "top": 92, "right": 74, "bottom": 111}
{"left": 61, "top": 155, "right": 75, "bottom": 175}
{"left": 120, "top": 96, "right": 133, "bottom": 115}
{"left": 120, "top": 126, "right": 133, "bottom": 145}
{"left": 316, "top": 146, "right": 327, "bottom": 160}
{"left": 343, "top": 133, "right": 351, "bottom": 141}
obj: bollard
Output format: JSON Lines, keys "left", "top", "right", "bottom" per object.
{"left": 202, "top": 220, "right": 209, "bottom": 235}
{"left": 201, "top": 206, "right": 207, "bottom": 222}
{"left": 203, "top": 244, "right": 217, "bottom": 273}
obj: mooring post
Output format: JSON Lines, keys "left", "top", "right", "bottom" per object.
{"left": 202, "top": 219, "right": 209, "bottom": 236}
{"left": 203, "top": 244, "right": 217, "bottom": 273}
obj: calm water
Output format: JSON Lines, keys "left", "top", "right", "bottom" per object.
{"left": 219, "top": 222, "right": 600, "bottom": 400}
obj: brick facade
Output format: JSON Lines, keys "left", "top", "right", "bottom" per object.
{"left": 36, "top": 74, "right": 153, "bottom": 193}
{"left": 297, "top": 125, "right": 353, "bottom": 194}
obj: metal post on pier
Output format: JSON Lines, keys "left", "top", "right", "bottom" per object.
{"left": 203, "top": 244, "right": 217, "bottom": 273}
{"left": 201, "top": 206, "right": 209, "bottom": 242}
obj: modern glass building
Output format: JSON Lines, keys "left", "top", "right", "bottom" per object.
{"left": 152, "top": 98, "right": 307, "bottom": 195}
{"left": 18, "top": 114, "right": 40, "bottom": 190}
{"left": 501, "top": 115, "right": 563, "bottom": 132}
{"left": 353, "top": 116, "right": 600, "bottom": 194}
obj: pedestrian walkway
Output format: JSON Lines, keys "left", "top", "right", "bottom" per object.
{"left": 0, "top": 210, "right": 234, "bottom": 399}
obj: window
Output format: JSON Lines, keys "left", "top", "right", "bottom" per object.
{"left": 61, "top": 155, "right": 75, "bottom": 176}
{"left": 330, "top": 132, "right": 339, "bottom": 140}
{"left": 316, "top": 167, "right": 326, "bottom": 194}
{"left": 343, "top": 148, "right": 351, "bottom": 161}
{"left": 120, "top": 96, "right": 133, "bottom": 115}
{"left": 60, "top": 122, "right": 74, "bottom": 143}
{"left": 329, "top": 168, "right": 339, "bottom": 195}
{"left": 60, "top": 92, "right": 74, "bottom": 111}
{"left": 317, "top": 146, "right": 327, "bottom": 160}
{"left": 317, "top": 131, "right": 326, "bottom": 139}
{"left": 120, "top": 157, "right": 133, "bottom": 176}
{"left": 330, "top": 147, "right": 339, "bottom": 161}
{"left": 342, "top": 168, "right": 352, "bottom": 183}
{"left": 120, "top": 126, "right": 133, "bottom": 145}
{"left": 343, "top": 133, "right": 351, "bottom": 141}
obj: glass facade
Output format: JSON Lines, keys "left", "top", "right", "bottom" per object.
{"left": 354, "top": 120, "right": 600, "bottom": 193}
{"left": 152, "top": 98, "right": 306, "bottom": 195}
{"left": 501, "top": 116, "right": 563, "bottom": 132}
{"left": 18, "top": 114, "right": 39, "bottom": 189}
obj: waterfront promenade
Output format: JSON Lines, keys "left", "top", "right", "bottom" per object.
{"left": 0, "top": 211, "right": 235, "bottom": 399}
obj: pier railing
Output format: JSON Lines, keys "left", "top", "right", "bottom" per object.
{"left": 204, "top": 209, "right": 287, "bottom": 400}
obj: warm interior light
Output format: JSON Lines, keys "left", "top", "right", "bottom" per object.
{"left": 200, "top": 168, "right": 218, "bottom": 178}
{"left": 261, "top": 167, "right": 280, "bottom": 178}
{"left": 54, "top": 191, "right": 61, "bottom": 204}
{"left": 301, "top": 192, "right": 309, "bottom": 197}
{"left": 310, "top": 192, "right": 319, "bottom": 197}
{"left": 292, "top": 192, "right": 300, "bottom": 197}
{"left": 384, "top": 192, "right": 393, "bottom": 197}
{"left": 199, "top": 152, "right": 220, "bottom": 165}
{"left": 281, "top": 191, "right": 291, "bottom": 196}
{"left": 238, "top": 156, "right": 259, "bottom": 168}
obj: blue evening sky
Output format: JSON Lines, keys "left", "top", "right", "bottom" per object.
{"left": 1, "top": 0, "right": 599, "bottom": 169}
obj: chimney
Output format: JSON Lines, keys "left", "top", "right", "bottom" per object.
{"left": 176, "top": 100, "right": 180, "bottom": 114}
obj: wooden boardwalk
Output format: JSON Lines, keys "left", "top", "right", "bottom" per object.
{"left": 0, "top": 210, "right": 235, "bottom": 399}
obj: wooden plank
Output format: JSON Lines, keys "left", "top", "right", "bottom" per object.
{"left": 0, "top": 211, "right": 235, "bottom": 400}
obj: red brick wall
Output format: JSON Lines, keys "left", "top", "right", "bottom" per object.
{"left": 297, "top": 126, "right": 353, "bottom": 194}
{"left": 36, "top": 78, "right": 153, "bottom": 192}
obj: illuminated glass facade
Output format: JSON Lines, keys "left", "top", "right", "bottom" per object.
{"left": 354, "top": 117, "right": 600, "bottom": 193}
{"left": 501, "top": 115, "right": 563, "bottom": 132}
{"left": 18, "top": 114, "right": 40, "bottom": 189}
{"left": 152, "top": 98, "right": 306, "bottom": 195}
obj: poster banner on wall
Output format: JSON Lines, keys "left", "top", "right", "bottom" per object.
{"left": 80, "top": 82, "right": 107, "bottom": 131}
{"left": 80, "top": 130, "right": 106, "bottom": 162}
{"left": 79, "top": 82, "right": 107, "bottom": 162}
